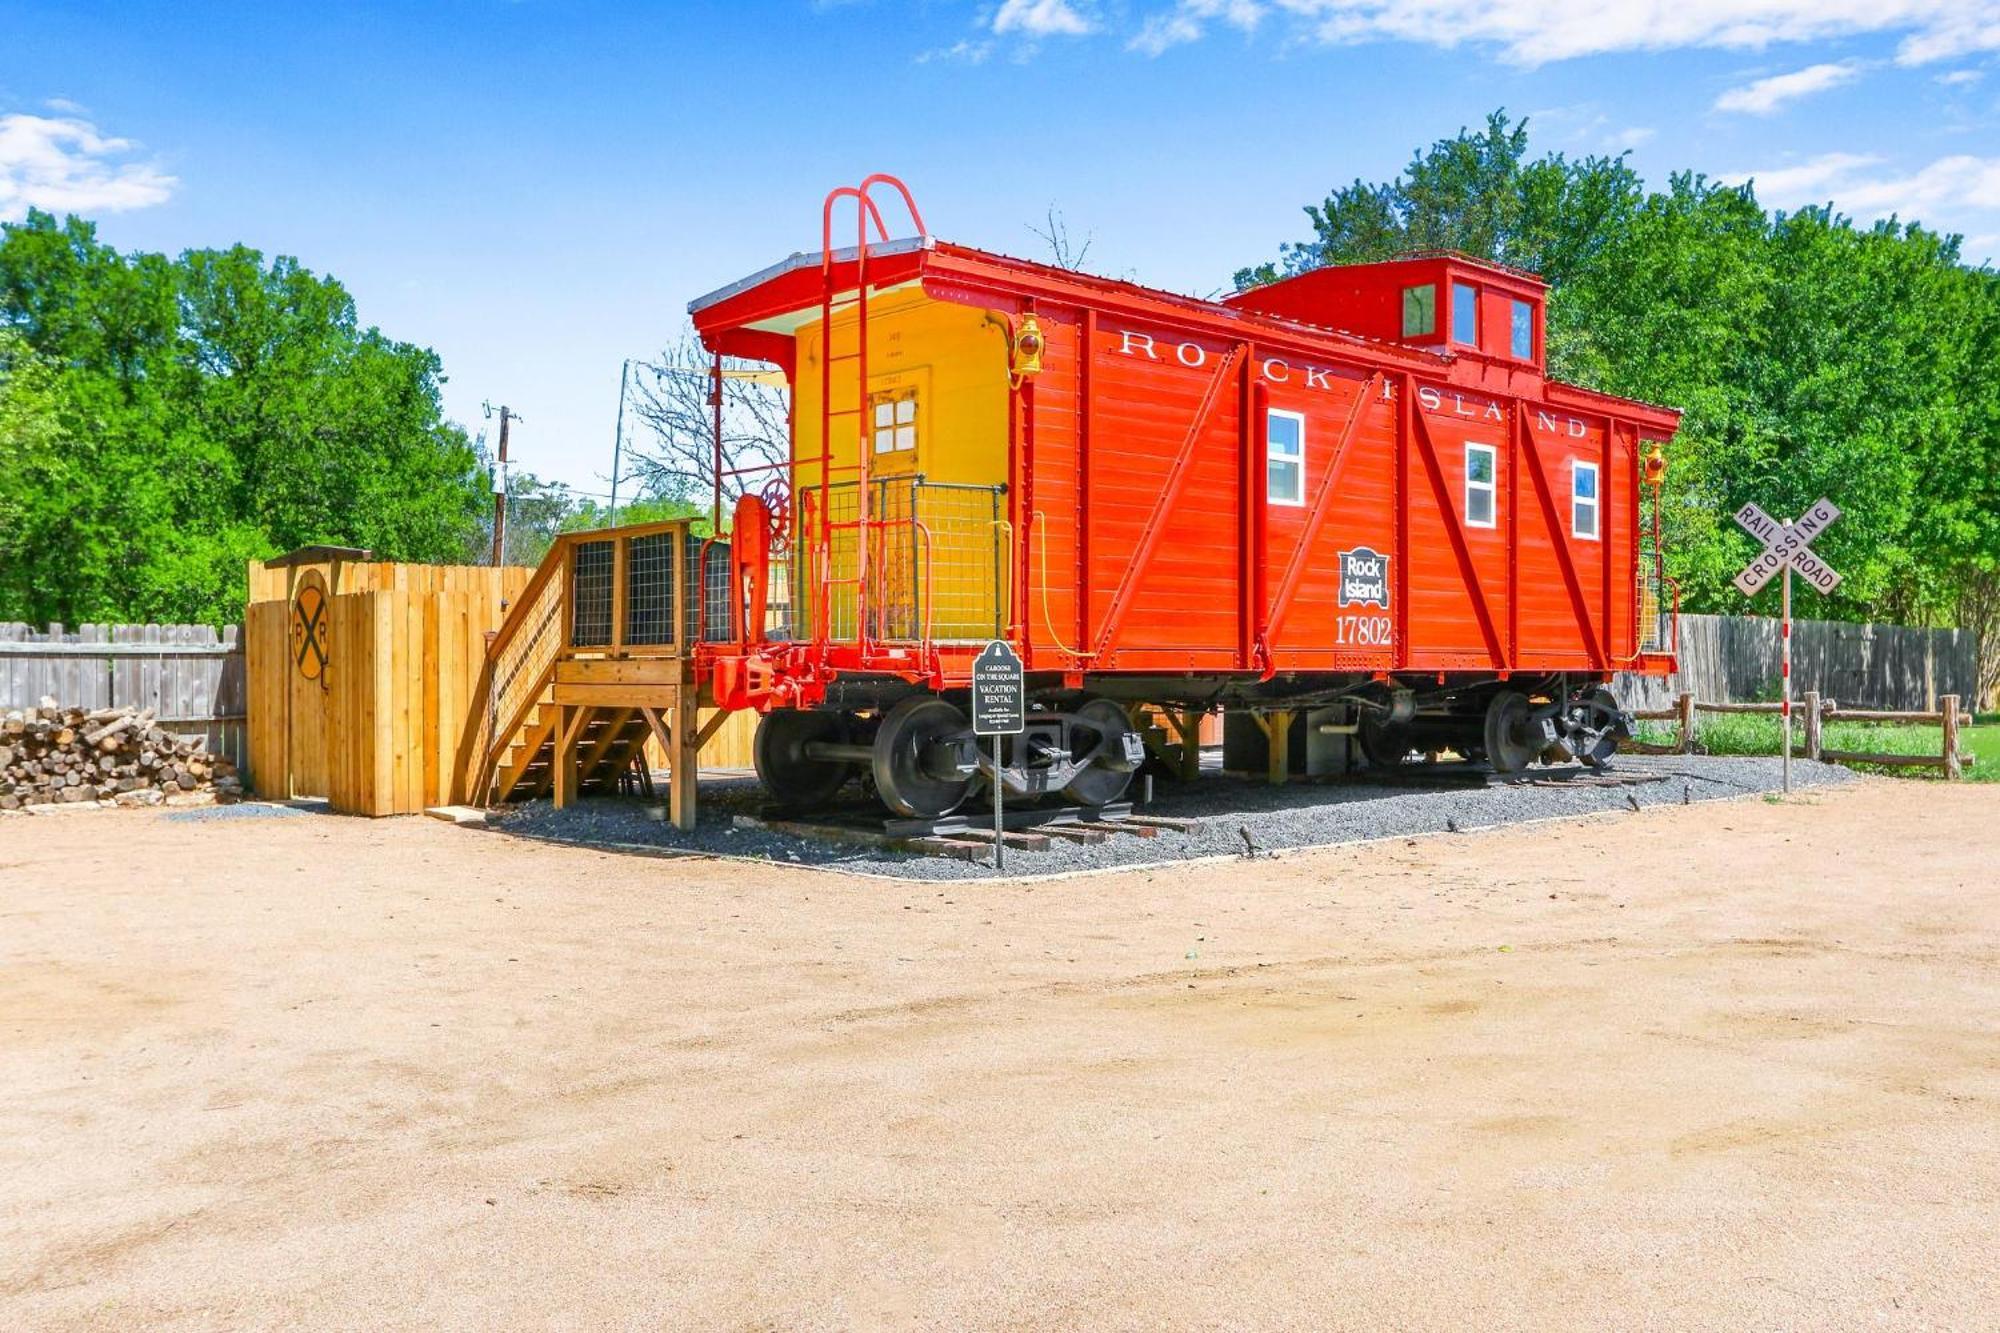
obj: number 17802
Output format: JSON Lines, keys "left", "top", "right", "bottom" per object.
{"left": 1335, "top": 615, "right": 1393, "bottom": 646}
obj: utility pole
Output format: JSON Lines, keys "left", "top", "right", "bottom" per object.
{"left": 608, "top": 361, "right": 632, "bottom": 527}
{"left": 487, "top": 404, "right": 519, "bottom": 566}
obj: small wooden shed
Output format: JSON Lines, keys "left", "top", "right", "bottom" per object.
{"left": 244, "top": 549, "right": 531, "bottom": 814}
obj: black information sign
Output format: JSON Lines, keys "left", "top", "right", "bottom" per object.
{"left": 971, "top": 640, "right": 1025, "bottom": 736}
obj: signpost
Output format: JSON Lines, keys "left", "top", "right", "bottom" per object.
{"left": 971, "top": 640, "right": 1025, "bottom": 869}
{"left": 1732, "top": 499, "right": 1844, "bottom": 795}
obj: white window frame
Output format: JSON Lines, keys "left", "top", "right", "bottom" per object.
{"left": 1571, "top": 459, "right": 1600, "bottom": 540}
{"left": 1451, "top": 281, "right": 1480, "bottom": 348}
{"left": 1510, "top": 298, "right": 1534, "bottom": 360}
{"left": 870, "top": 390, "right": 917, "bottom": 455}
{"left": 1266, "top": 408, "right": 1306, "bottom": 507}
{"left": 1463, "top": 442, "right": 1497, "bottom": 529}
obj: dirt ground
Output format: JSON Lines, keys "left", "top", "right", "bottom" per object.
{"left": 3, "top": 780, "right": 1997, "bottom": 1331}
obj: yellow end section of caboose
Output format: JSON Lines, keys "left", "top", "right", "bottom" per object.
{"left": 793, "top": 288, "right": 1010, "bottom": 642}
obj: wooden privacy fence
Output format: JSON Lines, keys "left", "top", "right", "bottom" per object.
{"left": 1631, "top": 691, "right": 1973, "bottom": 780}
{"left": 244, "top": 552, "right": 758, "bottom": 818}
{"left": 1615, "top": 614, "right": 1978, "bottom": 714}
{"left": 0, "top": 623, "right": 247, "bottom": 772}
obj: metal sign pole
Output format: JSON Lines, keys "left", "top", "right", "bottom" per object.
{"left": 1782, "top": 563, "right": 1792, "bottom": 795}
{"left": 970, "top": 639, "right": 1025, "bottom": 875}
{"left": 992, "top": 736, "right": 1004, "bottom": 871}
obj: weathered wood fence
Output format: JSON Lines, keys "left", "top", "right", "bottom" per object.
{"left": 0, "top": 623, "right": 247, "bottom": 772}
{"left": 1630, "top": 691, "right": 1972, "bottom": 779}
{"left": 1616, "top": 614, "right": 1978, "bottom": 714}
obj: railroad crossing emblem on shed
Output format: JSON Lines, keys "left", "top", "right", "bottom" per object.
{"left": 290, "top": 573, "right": 331, "bottom": 682}
{"left": 1732, "top": 499, "right": 1843, "bottom": 596}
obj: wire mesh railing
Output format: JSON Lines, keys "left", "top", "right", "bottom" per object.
{"left": 481, "top": 548, "right": 572, "bottom": 787}
{"left": 569, "top": 539, "right": 615, "bottom": 648}
{"left": 697, "top": 534, "right": 734, "bottom": 643}
{"left": 1638, "top": 544, "right": 1674, "bottom": 654}
{"left": 624, "top": 531, "right": 676, "bottom": 647}
{"left": 796, "top": 478, "right": 1006, "bottom": 644}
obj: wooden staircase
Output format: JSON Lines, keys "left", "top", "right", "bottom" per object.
{"left": 462, "top": 518, "right": 707, "bottom": 827}
{"left": 491, "top": 699, "right": 655, "bottom": 803}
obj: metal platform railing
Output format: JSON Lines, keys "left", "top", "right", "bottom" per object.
{"left": 1638, "top": 548, "right": 1677, "bottom": 654}
{"left": 797, "top": 477, "right": 1006, "bottom": 644}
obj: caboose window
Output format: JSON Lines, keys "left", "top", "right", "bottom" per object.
{"left": 1401, "top": 285, "right": 1436, "bottom": 338}
{"left": 870, "top": 389, "right": 917, "bottom": 455}
{"left": 1452, "top": 283, "right": 1479, "bottom": 347}
{"left": 1572, "top": 460, "right": 1600, "bottom": 539}
{"left": 1464, "top": 443, "right": 1496, "bottom": 528}
{"left": 1510, "top": 299, "right": 1534, "bottom": 359}
{"left": 1266, "top": 409, "right": 1305, "bottom": 507}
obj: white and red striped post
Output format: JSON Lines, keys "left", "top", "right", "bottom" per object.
{"left": 1781, "top": 563, "right": 1792, "bottom": 795}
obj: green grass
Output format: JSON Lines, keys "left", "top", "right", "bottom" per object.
{"left": 1633, "top": 713, "right": 1997, "bottom": 782}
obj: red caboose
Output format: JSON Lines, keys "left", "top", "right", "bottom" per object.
{"left": 689, "top": 176, "right": 1679, "bottom": 818}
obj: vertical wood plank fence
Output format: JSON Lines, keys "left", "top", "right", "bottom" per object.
{"left": 0, "top": 623, "right": 248, "bottom": 772}
{"left": 1616, "top": 614, "right": 1979, "bottom": 714}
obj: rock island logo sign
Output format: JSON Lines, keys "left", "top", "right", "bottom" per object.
{"left": 290, "top": 570, "right": 331, "bottom": 682}
{"left": 1337, "top": 547, "right": 1390, "bottom": 610}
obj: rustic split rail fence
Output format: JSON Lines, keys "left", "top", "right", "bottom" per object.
{"left": 1630, "top": 691, "right": 1972, "bottom": 780}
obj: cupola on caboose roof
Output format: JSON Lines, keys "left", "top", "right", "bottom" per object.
{"left": 1225, "top": 252, "right": 1548, "bottom": 374}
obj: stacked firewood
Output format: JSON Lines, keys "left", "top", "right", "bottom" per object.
{"left": 0, "top": 698, "right": 242, "bottom": 812}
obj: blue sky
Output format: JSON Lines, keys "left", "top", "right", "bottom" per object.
{"left": 4, "top": 1, "right": 1996, "bottom": 494}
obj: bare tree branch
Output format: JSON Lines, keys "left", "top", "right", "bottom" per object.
{"left": 623, "top": 328, "right": 789, "bottom": 511}
{"left": 1027, "top": 205, "right": 1093, "bottom": 272}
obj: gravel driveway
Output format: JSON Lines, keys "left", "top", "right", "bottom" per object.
{"left": 495, "top": 753, "right": 1855, "bottom": 880}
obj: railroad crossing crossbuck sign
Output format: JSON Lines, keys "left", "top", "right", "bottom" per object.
{"left": 1732, "top": 498, "right": 1843, "bottom": 597}
{"left": 1732, "top": 498, "right": 1843, "bottom": 795}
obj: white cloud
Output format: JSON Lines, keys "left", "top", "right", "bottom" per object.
{"left": 991, "top": 0, "right": 1094, "bottom": 38}
{"left": 918, "top": 38, "right": 994, "bottom": 63}
{"left": 1725, "top": 151, "right": 2000, "bottom": 224}
{"left": 1713, "top": 61, "right": 1861, "bottom": 114}
{"left": 1123, "top": 0, "right": 2000, "bottom": 66}
{"left": 1936, "top": 68, "right": 1985, "bottom": 85}
{"left": 1611, "top": 126, "right": 1656, "bottom": 150}
{"left": 0, "top": 113, "right": 175, "bottom": 221}
{"left": 1130, "top": 0, "right": 1262, "bottom": 54}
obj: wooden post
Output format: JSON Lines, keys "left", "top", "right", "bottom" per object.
{"left": 1803, "top": 690, "right": 1822, "bottom": 761}
{"left": 1266, "top": 710, "right": 1293, "bottom": 786}
{"left": 1677, "top": 691, "right": 1696, "bottom": 755}
{"left": 553, "top": 704, "right": 584, "bottom": 810}
{"left": 610, "top": 534, "right": 628, "bottom": 654}
{"left": 671, "top": 681, "right": 697, "bottom": 830}
{"left": 1942, "top": 694, "right": 1961, "bottom": 781}
{"left": 1180, "top": 708, "right": 1202, "bottom": 781}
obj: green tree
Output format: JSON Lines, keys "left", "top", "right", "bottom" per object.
{"left": 0, "top": 211, "right": 488, "bottom": 626}
{"left": 1237, "top": 113, "right": 2000, "bottom": 702}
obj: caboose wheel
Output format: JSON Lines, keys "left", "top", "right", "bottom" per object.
{"left": 1571, "top": 684, "right": 1624, "bottom": 769}
{"left": 1357, "top": 713, "right": 1413, "bottom": 769}
{"left": 1483, "top": 691, "right": 1542, "bottom": 774}
{"left": 1060, "top": 698, "right": 1138, "bottom": 808}
{"left": 872, "top": 696, "right": 975, "bottom": 819}
{"left": 754, "top": 709, "right": 853, "bottom": 809}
